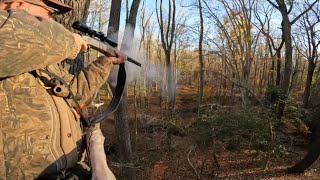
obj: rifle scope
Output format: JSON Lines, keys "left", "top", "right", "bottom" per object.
{"left": 72, "top": 21, "right": 118, "bottom": 48}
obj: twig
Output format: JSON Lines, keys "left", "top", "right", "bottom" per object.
{"left": 144, "top": 147, "right": 165, "bottom": 151}
{"left": 287, "top": 149, "right": 303, "bottom": 155}
{"left": 109, "top": 162, "right": 142, "bottom": 169}
{"left": 187, "top": 146, "right": 201, "bottom": 180}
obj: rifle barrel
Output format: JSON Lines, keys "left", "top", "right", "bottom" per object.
{"left": 83, "top": 36, "right": 142, "bottom": 67}
{"left": 127, "top": 57, "right": 141, "bottom": 67}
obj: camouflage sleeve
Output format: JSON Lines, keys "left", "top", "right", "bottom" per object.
{"left": 0, "top": 10, "right": 80, "bottom": 78}
{"left": 69, "top": 57, "right": 113, "bottom": 105}
{"left": 47, "top": 57, "right": 113, "bottom": 106}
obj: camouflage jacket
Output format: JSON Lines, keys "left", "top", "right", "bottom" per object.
{"left": 0, "top": 10, "right": 113, "bottom": 179}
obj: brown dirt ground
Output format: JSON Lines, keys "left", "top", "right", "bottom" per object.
{"left": 99, "top": 85, "right": 320, "bottom": 180}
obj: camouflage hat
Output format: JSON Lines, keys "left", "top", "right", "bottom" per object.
{"left": 42, "top": 0, "right": 72, "bottom": 14}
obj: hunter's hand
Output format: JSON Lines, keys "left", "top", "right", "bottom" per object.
{"left": 107, "top": 50, "right": 126, "bottom": 64}
{"left": 73, "top": 33, "right": 88, "bottom": 52}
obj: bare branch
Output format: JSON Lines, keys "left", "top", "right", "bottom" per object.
{"left": 187, "top": 146, "right": 201, "bottom": 180}
{"left": 266, "top": 0, "right": 280, "bottom": 10}
{"left": 291, "top": 0, "right": 319, "bottom": 25}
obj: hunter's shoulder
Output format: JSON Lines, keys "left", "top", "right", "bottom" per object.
{"left": 0, "top": 9, "right": 71, "bottom": 38}
{"left": 1, "top": 9, "right": 34, "bottom": 21}
{"left": 0, "top": 9, "right": 56, "bottom": 26}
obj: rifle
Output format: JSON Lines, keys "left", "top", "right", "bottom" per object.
{"left": 72, "top": 21, "right": 141, "bottom": 67}
{"left": 71, "top": 21, "right": 141, "bottom": 126}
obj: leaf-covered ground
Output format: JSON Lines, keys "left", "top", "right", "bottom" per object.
{"left": 100, "top": 85, "right": 320, "bottom": 179}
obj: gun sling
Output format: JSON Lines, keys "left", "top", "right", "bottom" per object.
{"left": 39, "top": 63, "right": 126, "bottom": 127}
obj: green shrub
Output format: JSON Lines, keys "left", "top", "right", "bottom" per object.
{"left": 272, "top": 144, "right": 290, "bottom": 157}
{"left": 284, "top": 97, "right": 304, "bottom": 120}
{"left": 191, "top": 120, "right": 214, "bottom": 149}
{"left": 265, "top": 85, "right": 282, "bottom": 103}
{"left": 192, "top": 107, "right": 272, "bottom": 152}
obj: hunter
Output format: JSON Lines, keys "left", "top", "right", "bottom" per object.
{"left": 0, "top": 0, "right": 123, "bottom": 179}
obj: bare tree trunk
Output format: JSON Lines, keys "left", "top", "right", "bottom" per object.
{"left": 197, "top": 0, "right": 204, "bottom": 117}
{"left": 157, "top": 47, "right": 164, "bottom": 118}
{"left": 276, "top": 49, "right": 282, "bottom": 86}
{"left": 289, "top": 51, "right": 300, "bottom": 93}
{"left": 288, "top": 120, "right": 320, "bottom": 173}
{"left": 107, "top": 0, "right": 141, "bottom": 179}
{"left": 156, "top": 0, "right": 176, "bottom": 115}
{"left": 303, "top": 60, "right": 316, "bottom": 107}
{"left": 281, "top": 13, "right": 292, "bottom": 97}
{"left": 106, "top": 1, "right": 134, "bottom": 179}
{"left": 107, "top": 0, "right": 122, "bottom": 42}
{"left": 276, "top": 12, "right": 291, "bottom": 120}
{"left": 269, "top": 41, "right": 275, "bottom": 86}
{"left": 165, "top": 51, "right": 175, "bottom": 114}
{"left": 122, "top": 0, "right": 141, "bottom": 52}
{"left": 302, "top": 11, "right": 320, "bottom": 108}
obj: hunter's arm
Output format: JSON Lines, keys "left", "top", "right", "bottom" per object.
{"left": 69, "top": 57, "right": 113, "bottom": 105}
{"left": 0, "top": 10, "right": 79, "bottom": 78}
{"left": 47, "top": 56, "right": 113, "bottom": 105}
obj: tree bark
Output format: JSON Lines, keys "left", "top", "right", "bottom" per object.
{"left": 289, "top": 51, "right": 300, "bottom": 93}
{"left": 280, "top": 11, "right": 292, "bottom": 98}
{"left": 197, "top": 0, "right": 204, "bottom": 117}
{"left": 53, "top": 0, "right": 92, "bottom": 74}
{"left": 303, "top": 60, "right": 316, "bottom": 108}
{"left": 165, "top": 51, "right": 174, "bottom": 114}
{"left": 156, "top": 0, "right": 176, "bottom": 115}
{"left": 122, "top": 0, "right": 141, "bottom": 52}
{"left": 276, "top": 11, "right": 291, "bottom": 120}
{"left": 107, "top": 0, "right": 122, "bottom": 42}
{"left": 301, "top": 12, "right": 320, "bottom": 108}
{"left": 276, "top": 48, "right": 282, "bottom": 86}
{"left": 53, "top": 0, "right": 91, "bottom": 29}
{"left": 108, "top": 0, "right": 141, "bottom": 179}
{"left": 288, "top": 121, "right": 320, "bottom": 173}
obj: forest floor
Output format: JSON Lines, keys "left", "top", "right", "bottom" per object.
{"left": 100, "top": 85, "right": 320, "bottom": 180}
